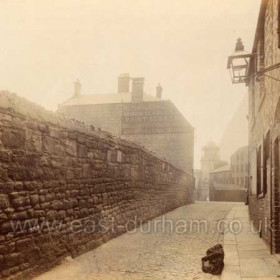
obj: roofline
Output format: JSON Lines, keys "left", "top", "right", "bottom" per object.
{"left": 160, "top": 99, "right": 195, "bottom": 131}
{"left": 230, "top": 146, "right": 249, "bottom": 158}
{"left": 210, "top": 169, "right": 231, "bottom": 174}
{"left": 252, "top": 0, "right": 267, "bottom": 54}
{"left": 248, "top": 0, "right": 267, "bottom": 74}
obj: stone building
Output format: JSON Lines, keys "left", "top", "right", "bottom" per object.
{"left": 210, "top": 164, "right": 231, "bottom": 186}
{"left": 246, "top": 0, "right": 280, "bottom": 253}
{"left": 230, "top": 146, "right": 249, "bottom": 189}
{"left": 200, "top": 142, "right": 227, "bottom": 186}
{"left": 59, "top": 74, "right": 194, "bottom": 174}
{"left": 193, "top": 169, "right": 209, "bottom": 201}
{"left": 193, "top": 142, "right": 227, "bottom": 200}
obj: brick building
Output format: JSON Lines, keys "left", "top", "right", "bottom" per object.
{"left": 246, "top": 0, "right": 280, "bottom": 253}
{"left": 230, "top": 146, "right": 249, "bottom": 189}
{"left": 59, "top": 74, "right": 194, "bottom": 174}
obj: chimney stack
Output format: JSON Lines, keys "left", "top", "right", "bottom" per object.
{"left": 131, "top": 77, "right": 144, "bottom": 103}
{"left": 156, "top": 83, "right": 163, "bottom": 99}
{"left": 74, "top": 79, "right": 81, "bottom": 97}
{"left": 118, "top": 73, "right": 130, "bottom": 93}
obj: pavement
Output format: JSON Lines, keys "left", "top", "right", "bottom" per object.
{"left": 33, "top": 201, "right": 237, "bottom": 280}
{"left": 33, "top": 202, "right": 280, "bottom": 280}
{"left": 222, "top": 205, "right": 280, "bottom": 280}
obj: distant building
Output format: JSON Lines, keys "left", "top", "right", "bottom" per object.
{"left": 194, "top": 142, "right": 227, "bottom": 200}
{"left": 209, "top": 164, "right": 246, "bottom": 202}
{"left": 193, "top": 169, "right": 208, "bottom": 201}
{"left": 230, "top": 146, "right": 249, "bottom": 189}
{"left": 58, "top": 74, "right": 194, "bottom": 174}
{"left": 200, "top": 142, "right": 228, "bottom": 186}
{"left": 210, "top": 164, "right": 231, "bottom": 186}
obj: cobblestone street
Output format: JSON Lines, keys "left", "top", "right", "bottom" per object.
{"left": 35, "top": 202, "right": 241, "bottom": 280}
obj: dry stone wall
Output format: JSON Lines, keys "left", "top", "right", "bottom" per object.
{"left": 0, "top": 91, "right": 193, "bottom": 279}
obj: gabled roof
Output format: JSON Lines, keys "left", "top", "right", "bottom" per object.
{"left": 60, "top": 92, "right": 162, "bottom": 106}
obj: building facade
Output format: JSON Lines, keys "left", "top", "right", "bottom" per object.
{"left": 59, "top": 74, "right": 194, "bottom": 174}
{"left": 200, "top": 142, "right": 228, "bottom": 186}
{"left": 193, "top": 169, "right": 209, "bottom": 201}
{"left": 247, "top": 0, "right": 280, "bottom": 253}
{"left": 209, "top": 164, "right": 246, "bottom": 202}
{"left": 193, "top": 142, "right": 227, "bottom": 200}
{"left": 230, "top": 146, "right": 249, "bottom": 189}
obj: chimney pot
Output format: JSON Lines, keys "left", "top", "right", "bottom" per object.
{"left": 156, "top": 83, "right": 163, "bottom": 99}
{"left": 235, "top": 38, "right": 245, "bottom": 52}
{"left": 74, "top": 79, "right": 81, "bottom": 97}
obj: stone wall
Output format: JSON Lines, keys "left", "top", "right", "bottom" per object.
{"left": 59, "top": 101, "right": 194, "bottom": 174}
{"left": 0, "top": 91, "right": 193, "bottom": 279}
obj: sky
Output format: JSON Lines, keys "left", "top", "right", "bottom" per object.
{"left": 0, "top": 0, "right": 261, "bottom": 167}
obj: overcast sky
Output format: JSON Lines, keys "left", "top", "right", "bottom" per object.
{"left": 0, "top": 0, "right": 261, "bottom": 167}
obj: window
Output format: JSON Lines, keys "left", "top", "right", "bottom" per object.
{"left": 250, "top": 149, "right": 257, "bottom": 196}
{"left": 263, "top": 130, "right": 270, "bottom": 195}
{"left": 257, "top": 145, "right": 262, "bottom": 195}
{"left": 274, "top": 138, "right": 279, "bottom": 197}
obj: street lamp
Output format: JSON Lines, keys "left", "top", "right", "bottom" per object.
{"left": 227, "top": 38, "right": 254, "bottom": 84}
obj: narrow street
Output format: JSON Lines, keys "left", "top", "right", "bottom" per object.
{"left": 34, "top": 202, "right": 239, "bottom": 280}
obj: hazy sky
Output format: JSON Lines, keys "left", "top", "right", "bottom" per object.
{"left": 0, "top": 0, "right": 261, "bottom": 167}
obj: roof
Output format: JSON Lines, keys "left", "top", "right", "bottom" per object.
{"left": 211, "top": 164, "right": 230, "bottom": 174}
{"left": 231, "top": 146, "right": 248, "bottom": 158}
{"left": 60, "top": 92, "right": 162, "bottom": 106}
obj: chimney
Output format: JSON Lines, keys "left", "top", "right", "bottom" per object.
{"left": 131, "top": 77, "right": 144, "bottom": 103}
{"left": 235, "top": 38, "right": 244, "bottom": 52}
{"left": 74, "top": 79, "right": 81, "bottom": 97}
{"left": 156, "top": 83, "right": 163, "bottom": 99}
{"left": 118, "top": 73, "right": 130, "bottom": 93}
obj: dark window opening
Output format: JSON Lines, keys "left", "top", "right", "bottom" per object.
{"left": 263, "top": 130, "right": 270, "bottom": 195}
{"left": 257, "top": 145, "right": 262, "bottom": 196}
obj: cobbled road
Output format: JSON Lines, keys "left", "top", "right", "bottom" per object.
{"left": 34, "top": 202, "right": 241, "bottom": 280}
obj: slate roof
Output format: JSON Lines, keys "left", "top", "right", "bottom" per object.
{"left": 60, "top": 92, "right": 162, "bottom": 106}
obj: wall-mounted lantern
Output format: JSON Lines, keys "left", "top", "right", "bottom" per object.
{"left": 227, "top": 38, "right": 254, "bottom": 84}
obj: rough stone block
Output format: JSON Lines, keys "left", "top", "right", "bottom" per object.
{"left": 0, "top": 194, "right": 10, "bottom": 209}
{"left": 2, "top": 130, "right": 26, "bottom": 149}
{"left": 16, "top": 238, "right": 35, "bottom": 251}
{"left": 9, "top": 211, "right": 28, "bottom": 220}
{"left": 77, "top": 144, "right": 88, "bottom": 158}
{"left": 4, "top": 253, "right": 23, "bottom": 268}
{"left": 30, "top": 194, "right": 39, "bottom": 206}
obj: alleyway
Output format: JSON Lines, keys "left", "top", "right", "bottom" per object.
{"left": 34, "top": 202, "right": 239, "bottom": 280}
